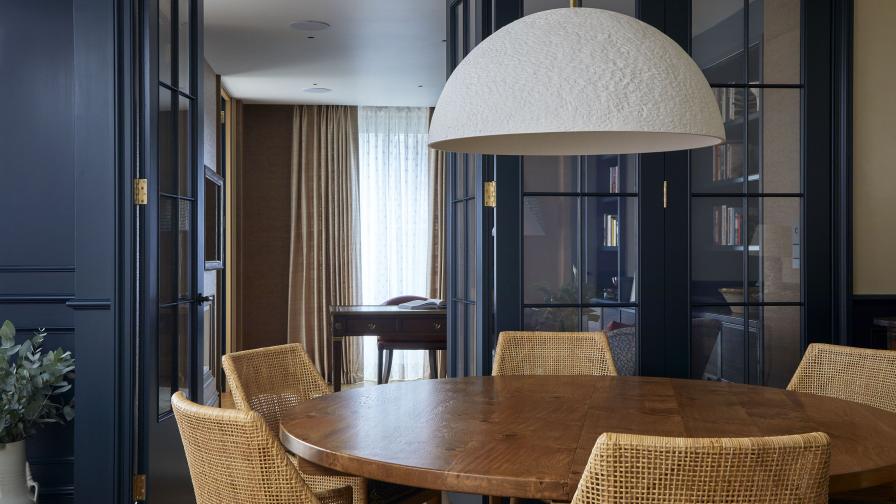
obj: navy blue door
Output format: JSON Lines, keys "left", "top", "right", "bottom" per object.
{"left": 138, "top": 0, "right": 206, "bottom": 501}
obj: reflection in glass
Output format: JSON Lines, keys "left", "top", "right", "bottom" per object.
{"left": 524, "top": 0, "right": 636, "bottom": 16}
{"left": 749, "top": 197, "right": 801, "bottom": 302}
{"left": 159, "top": 196, "right": 177, "bottom": 304}
{"left": 523, "top": 197, "right": 579, "bottom": 304}
{"left": 583, "top": 197, "right": 637, "bottom": 303}
{"left": 583, "top": 307, "right": 638, "bottom": 376}
{"left": 691, "top": 88, "right": 747, "bottom": 193}
{"left": 178, "top": 0, "right": 192, "bottom": 92}
{"left": 583, "top": 154, "right": 637, "bottom": 194}
{"left": 749, "top": 89, "right": 800, "bottom": 193}
{"left": 467, "top": 198, "right": 477, "bottom": 300}
{"left": 177, "top": 95, "right": 192, "bottom": 196}
{"left": 454, "top": 2, "right": 464, "bottom": 66}
{"left": 158, "top": 304, "right": 175, "bottom": 414}
{"left": 523, "top": 307, "right": 580, "bottom": 331}
{"left": 523, "top": 156, "right": 579, "bottom": 193}
{"left": 159, "top": 87, "right": 175, "bottom": 194}
{"left": 454, "top": 203, "right": 466, "bottom": 297}
{"left": 691, "top": 197, "right": 746, "bottom": 303}
{"left": 692, "top": 0, "right": 745, "bottom": 84}
{"left": 690, "top": 307, "right": 758, "bottom": 384}
{"left": 177, "top": 302, "right": 191, "bottom": 395}
{"left": 159, "top": 0, "right": 173, "bottom": 84}
{"left": 750, "top": 0, "right": 800, "bottom": 84}
{"left": 177, "top": 200, "right": 192, "bottom": 300}
{"left": 751, "top": 305, "right": 801, "bottom": 388}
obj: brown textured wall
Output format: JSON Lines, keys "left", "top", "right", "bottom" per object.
{"left": 238, "top": 104, "right": 293, "bottom": 349}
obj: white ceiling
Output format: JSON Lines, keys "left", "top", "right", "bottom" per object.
{"left": 204, "top": 0, "right": 446, "bottom": 106}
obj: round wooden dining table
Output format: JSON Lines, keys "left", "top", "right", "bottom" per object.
{"left": 280, "top": 376, "right": 896, "bottom": 500}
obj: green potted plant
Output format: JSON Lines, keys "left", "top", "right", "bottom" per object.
{"left": 0, "top": 320, "right": 74, "bottom": 503}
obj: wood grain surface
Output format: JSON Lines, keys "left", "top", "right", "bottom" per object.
{"left": 280, "top": 376, "right": 896, "bottom": 499}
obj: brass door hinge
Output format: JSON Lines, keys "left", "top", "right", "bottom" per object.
{"left": 134, "top": 178, "right": 148, "bottom": 205}
{"left": 484, "top": 180, "right": 496, "bottom": 208}
{"left": 133, "top": 473, "right": 147, "bottom": 501}
{"left": 663, "top": 180, "right": 668, "bottom": 209}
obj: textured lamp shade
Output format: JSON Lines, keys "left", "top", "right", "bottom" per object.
{"left": 429, "top": 8, "right": 725, "bottom": 155}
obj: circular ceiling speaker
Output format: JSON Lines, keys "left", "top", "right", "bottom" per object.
{"left": 290, "top": 20, "right": 331, "bottom": 31}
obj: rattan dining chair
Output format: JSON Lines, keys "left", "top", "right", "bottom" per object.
{"left": 492, "top": 331, "right": 618, "bottom": 376}
{"left": 787, "top": 343, "right": 896, "bottom": 413}
{"left": 570, "top": 432, "right": 831, "bottom": 504}
{"left": 171, "top": 391, "right": 353, "bottom": 504}
{"left": 222, "top": 344, "right": 438, "bottom": 504}
{"left": 787, "top": 343, "right": 896, "bottom": 503}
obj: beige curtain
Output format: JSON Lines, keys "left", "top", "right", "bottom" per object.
{"left": 286, "top": 105, "right": 363, "bottom": 384}
{"left": 427, "top": 108, "right": 448, "bottom": 377}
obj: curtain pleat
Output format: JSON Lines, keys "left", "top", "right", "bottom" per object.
{"left": 287, "top": 105, "right": 363, "bottom": 385}
{"left": 427, "top": 108, "right": 448, "bottom": 378}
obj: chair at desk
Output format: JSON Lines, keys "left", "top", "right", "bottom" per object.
{"left": 378, "top": 295, "right": 442, "bottom": 384}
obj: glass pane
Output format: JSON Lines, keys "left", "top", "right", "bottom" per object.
{"left": 691, "top": 307, "right": 757, "bottom": 384}
{"left": 691, "top": 88, "right": 747, "bottom": 193}
{"left": 177, "top": 199, "right": 193, "bottom": 300}
{"left": 523, "top": 196, "right": 579, "bottom": 304}
{"left": 583, "top": 307, "right": 638, "bottom": 376}
{"left": 177, "top": 302, "right": 191, "bottom": 394}
{"left": 159, "top": 196, "right": 177, "bottom": 304}
{"left": 204, "top": 177, "right": 221, "bottom": 262}
{"left": 158, "top": 304, "right": 175, "bottom": 414}
{"left": 454, "top": 2, "right": 464, "bottom": 66}
{"left": 690, "top": 313, "right": 723, "bottom": 380}
{"left": 750, "top": 0, "right": 800, "bottom": 84}
{"left": 583, "top": 197, "right": 637, "bottom": 303}
{"left": 749, "top": 197, "right": 801, "bottom": 302}
{"left": 177, "top": 0, "right": 192, "bottom": 92}
{"left": 177, "top": 95, "right": 193, "bottom": 196}
{"left": 467, "top": 198, "right": 477, "bottom": 300}
{"left": 454, "top": 202, "right": 466, "bottom": 299}
{"left": 454, "top": 156, "right": 466, "bottom": 199}
{"left": 159, "top": 86, "right": 175, "bottom": 195}
{"left": 523, "top": 156, "right": 579, "bottom": 193}
{"left": 465, "top": 155, "right": 475, "bottom": 199}
{"left": 752, "top": 305, "right": 801, "bottom": 388}
{"left": 523, "top": 307, "right": 580, "bottom": 331}
{"left": 524, "top": 0, "right": 636, "bottom": 16}
{"left": 693, "top": 0, "right": 746, "bottom": 84}
{"left": 467, "top": 303, "right": 477, "bottom": 372}
{"left": 159, "top": 0, "right": 173, "bottom": 85}
{"left": 748, "top": 89, "right": 800, "bottom": 193}
{"left": 691, "top": 197, "right": 746, "bottom": 304}
{"left": 583, "top": 154, "right": 637, "bottom": 194}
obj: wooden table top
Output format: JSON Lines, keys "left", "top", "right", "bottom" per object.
{"left": 280, "top": 376, "right": 896, "bottom": 499}
{"left": 330, "top": 305, "right": 447, "bottom": 316}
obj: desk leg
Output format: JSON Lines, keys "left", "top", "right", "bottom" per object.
{"left": 333, "top": 336, "right": 344, "bottom": 392}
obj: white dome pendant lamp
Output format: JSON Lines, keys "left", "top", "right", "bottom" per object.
{"left": 429, "top": 3, "right": 725, "bottom": 155}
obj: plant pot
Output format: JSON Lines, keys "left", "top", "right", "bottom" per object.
{"left": 0, "top": 441, "right": 39, "bottom": 503}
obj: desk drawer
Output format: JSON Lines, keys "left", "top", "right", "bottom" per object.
{"left": 400, "top": 317, "right": 446, "bottom": 334}
{"left": 343, "top": 318, "right": 397, "bottom": 334}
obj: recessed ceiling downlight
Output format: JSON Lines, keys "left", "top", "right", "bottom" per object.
{"left": 303, "top": 87, "right": 331, "bottom": 94}
{"left": 290, "top": 20, "right": 331, "bottom": 31}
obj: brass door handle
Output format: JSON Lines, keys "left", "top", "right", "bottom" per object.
{"left": 433, "top": 321, "right": 443, "bottom": 330}
{"left": 367, "top": 322, "right": 377, "bottom": 330}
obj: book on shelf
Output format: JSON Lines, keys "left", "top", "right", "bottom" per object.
{"left": 712, "top": 205, "right": 744, "bottom": 246}
{"left": 603, "top": 214, "right": 618, "bottom": 247}
{"left": 398, "top": 298, "right": 447, "bottom": 310}
{"left": 711, "top": 142, "right": 744, "bottom": 182}
{"left": 608, "top": 165, "right": 619, "bottom": 193}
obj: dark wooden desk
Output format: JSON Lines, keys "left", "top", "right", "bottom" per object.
{"left": 281, "top": 376, "right": 896, "bottom": 499}
{"left": 330, "top": 305, "right": 447, "bottom": 392}
{"left": 873, "top": 317, "right": 896, "bottom": 350}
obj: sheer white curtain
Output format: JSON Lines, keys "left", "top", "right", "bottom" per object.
{"left": 358, "top": 106, "right": 432, "bottom": 382}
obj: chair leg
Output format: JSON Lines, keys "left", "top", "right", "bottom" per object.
{"left": 383, "top": 349, "right": 393, "bottom": 384}
{"left": 428, "top": 350, "right": 438, "bottom": 379}
{"left": 377, "top": 346, "right": 384, "bottom": 385}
